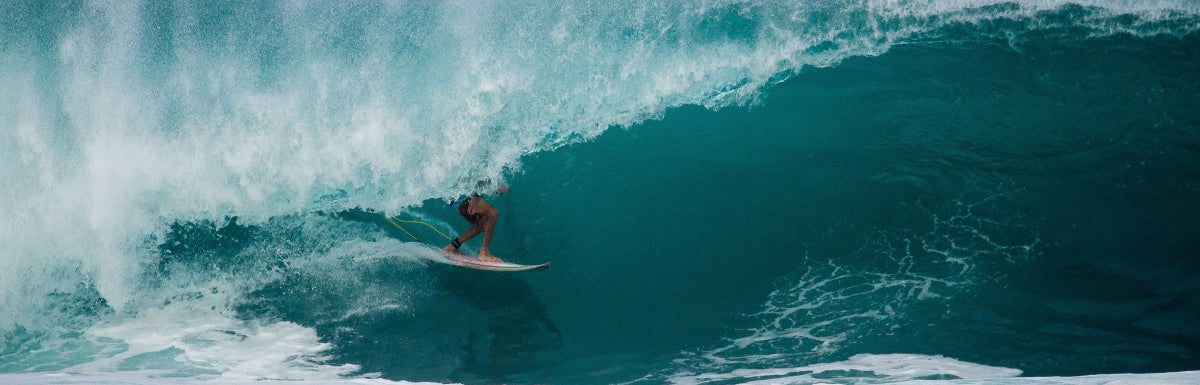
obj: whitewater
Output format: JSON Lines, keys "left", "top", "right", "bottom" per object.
{"left": 3, "top": 0, "right": 1200, "bottom": 384}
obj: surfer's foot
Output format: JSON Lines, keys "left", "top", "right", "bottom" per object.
{"left": 443, "top": 244, "right": 459, "bottom": 254}
{"left": 478, "top": 252, "right": 503, "bottom": 263}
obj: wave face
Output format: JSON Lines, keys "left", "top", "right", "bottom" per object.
{"left": 3, "top": 0, "right": 1200, "bottom": 383}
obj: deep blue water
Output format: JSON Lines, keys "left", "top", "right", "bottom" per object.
{"left": 3, "top": 1, "right": 1200, "bottom": 384}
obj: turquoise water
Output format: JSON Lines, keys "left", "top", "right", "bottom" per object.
{"left": 3, "top": 1, "right": 1200, "bottom": 384}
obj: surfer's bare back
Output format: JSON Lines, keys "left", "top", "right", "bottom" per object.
{"left": 444, "top": 183, "right": 510, "bottom": 262}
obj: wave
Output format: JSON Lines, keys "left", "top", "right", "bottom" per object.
{"left": 2, "top": 0, "right": 1199, "bottom": 380}
{"left": 1, "top": 214, "right": 427, "bottom": 378}
{"left": 647, "top": 180, "right": 1040, "bottom": 383}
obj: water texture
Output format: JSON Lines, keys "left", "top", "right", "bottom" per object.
{"left": 2, "top": 1, "right": 1199, "bottom": 384}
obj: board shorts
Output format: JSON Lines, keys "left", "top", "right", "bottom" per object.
{"left": 457, "top": 198, "right": 481, "bottom": 225}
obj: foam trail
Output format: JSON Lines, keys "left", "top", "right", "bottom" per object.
{"left": 661, "top": 354, "right": 1200, "bottom": 385}
{"left": 0, "top": 373, "right": 449, "bottom": 385}
{"left": 5, "top": 368, "right": 1200, "bottom": 385}
{"left": 665, "top": 354, "right": 1021, "bottom": 385}
{"left": 654, "top": 181, "right": 1040, "bottom": 383}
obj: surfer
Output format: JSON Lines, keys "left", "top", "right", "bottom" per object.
{"left": 444, "top": 183, "right": 510, "bottom": 262}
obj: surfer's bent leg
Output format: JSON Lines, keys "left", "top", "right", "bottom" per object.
{"left": 457, "top": 196, "right": 501, "bottom": 262}
{"left": 476, "top": 201, "right": 500, "bottom": 262}
{"left": 445, "top": 196, "right": 501, "bottom": 262}
{"left": 445, "top": 199, "right": 483, "bottom": 253}
{"left": 443, "top": 195, "right": 502, "bottom": 262}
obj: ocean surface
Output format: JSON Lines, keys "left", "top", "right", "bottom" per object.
{"left": 3, "top": 1, "right": 1200, "bottom": 384}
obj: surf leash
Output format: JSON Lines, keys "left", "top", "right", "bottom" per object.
{"left": 385, "top": 217, "right": 454, "bottom": 242}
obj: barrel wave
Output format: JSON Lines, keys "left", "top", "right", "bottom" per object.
{"left": 2, "top": 1, "right": 1200, "bottom": 384}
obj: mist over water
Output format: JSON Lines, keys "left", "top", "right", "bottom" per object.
{"left": 3, "top": 1, "right": 1200, "bottom": 384}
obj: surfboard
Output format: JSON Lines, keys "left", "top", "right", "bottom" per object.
{"left": 436, "top": 251, "right": 551, "bottom": 272}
